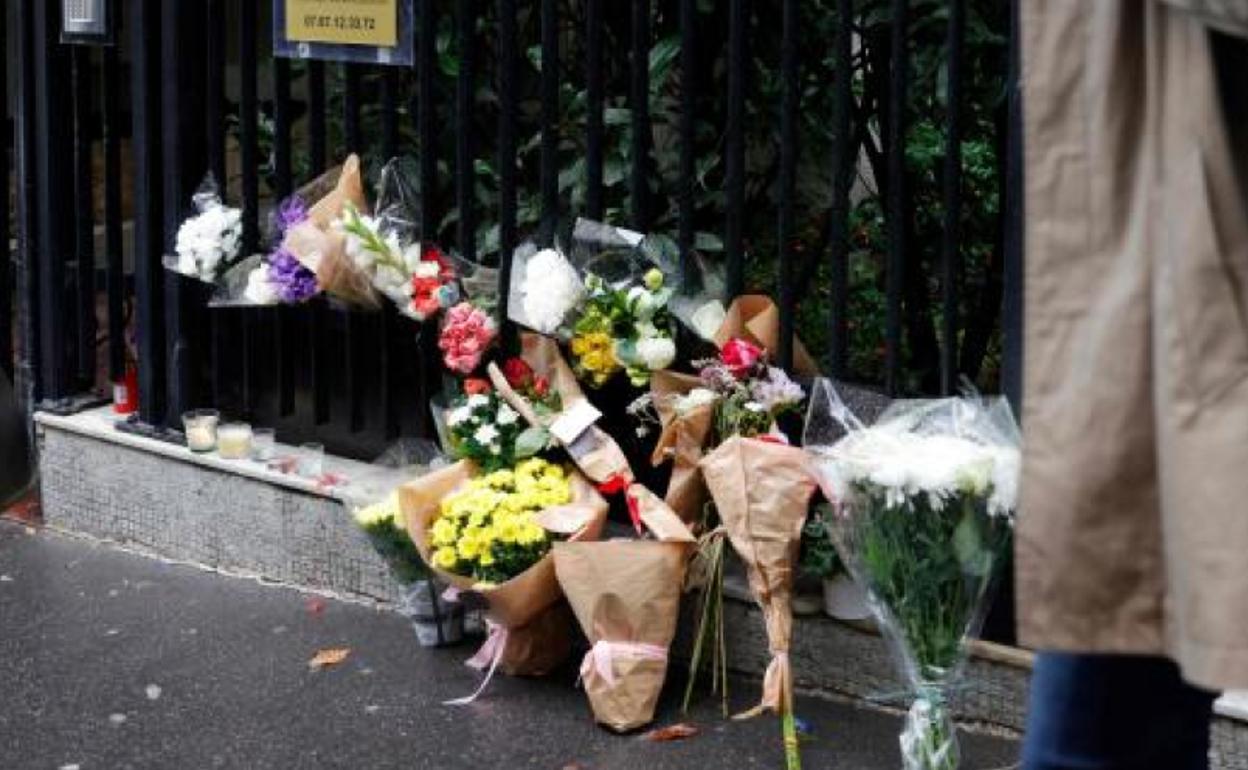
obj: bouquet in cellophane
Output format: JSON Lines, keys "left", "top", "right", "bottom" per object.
{"left": 803, "top": 379, "right": 1020, "bottom": 770}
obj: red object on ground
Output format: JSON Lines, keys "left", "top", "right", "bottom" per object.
{"left": 1, "top": 493, "right": 41, "bottom": 524}
{"left": 113, "top": 364, "right": 139, "bottom": 415}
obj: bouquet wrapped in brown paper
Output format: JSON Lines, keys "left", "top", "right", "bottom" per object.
{"left": 553, "top": 486, "right": 696, "bottom": 732}
{"left": 488, "top": 332, "right": 634, "bottom": 490}
{"left": 713, "top": 295, "right": 819, "bottom": 377}
{"left": 400, "top": 458, "right": 608, "bottom": 693}
{"left": 647, "top": 371, "right": 716, "bottom": 525}
{"left": 700, "top": 435, "right": 817, "bottom": 769}
{"left": 281, "top": 154, "right": 380, "bottom": 308}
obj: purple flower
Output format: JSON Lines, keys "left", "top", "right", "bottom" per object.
{"left": 274, "top": 195, "right": 309, "bottom": 235}
{"left": 268, "top": 248, "right": 319, "bottom": 304}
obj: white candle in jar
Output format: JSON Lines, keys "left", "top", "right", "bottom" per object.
{"left": 217, "top": 423, "right": 253, "bottom": 460}
{"left": 186, "top": 425, "right": 216, "bottom": 452}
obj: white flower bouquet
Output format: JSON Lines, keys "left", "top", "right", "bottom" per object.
{"left": 803, "top": 380, "right": 1021, "bottom": 770}
{"left": 165, "top": 175, "right": 243, "bottom": 283}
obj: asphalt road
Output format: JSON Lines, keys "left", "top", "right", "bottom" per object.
{"left": 0, "top": 520, "right": 1019, "bottom": 769}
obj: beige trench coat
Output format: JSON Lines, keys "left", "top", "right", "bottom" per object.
{"left": 1017, "top": 0, "right": 1248, "bottom": 691}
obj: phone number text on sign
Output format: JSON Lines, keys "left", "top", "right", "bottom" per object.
{"left": 286, "top": 0, "right": 397, "bottom": 47}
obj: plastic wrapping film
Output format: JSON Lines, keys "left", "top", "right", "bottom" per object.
{"left": 803, "top": 379, "right": 1021, "bottom": 770}
{"left": 162, "top": 173, "right": 244, "bottom": 285}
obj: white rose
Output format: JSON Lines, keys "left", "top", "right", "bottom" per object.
{"left": 635, "top": 336, "right": 676, "bottom": 372}
{"left": 242, "top": 266, "right": 279, "bottom": 305}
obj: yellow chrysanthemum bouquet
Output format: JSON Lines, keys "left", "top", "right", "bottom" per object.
{"left": 400, "top": 456, "right": 608, "bottom": 677}
{"left": 427, "top": 459, "right": 571, "bottom": 585}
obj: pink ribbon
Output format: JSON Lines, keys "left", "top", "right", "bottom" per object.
{"left": 579, "top": 640, "right": 669, "bottom": 688}
{"left": 444, "top": 622, "right": 509, "bottom": 706}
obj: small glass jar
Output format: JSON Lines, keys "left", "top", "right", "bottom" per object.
{"left": 298, "top": 442, "right": 325, "bottom": 478}
{"left": 251, "top": 428, "right": 277, "bottom": 462}
{"left": 182, "top": 409, "right": 221, "bottom": 453}
{"left": 217, "top": 423, "right": 253, "bottom": 460}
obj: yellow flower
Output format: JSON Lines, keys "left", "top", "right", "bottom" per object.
{"left": 457, "top": 535, "right": 482, "bottom": 561}
{"left": 432, "top": 547, "right": 458, "bottom": 570}
{"left": 431, "top": 517, "right": 459, "bottom": 547}
{"left": 478, "top": 549, "right": 496, "bottom": 567}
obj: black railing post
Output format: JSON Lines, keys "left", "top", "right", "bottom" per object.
{"left": 456, "top": 0, "right": 477, "bottom": 261}
{"left": 497, "top": 0, "right": 518, "bottom": 344}
{"left": 0, "top": 0, "right": 11, "bottom": 382}
{"left": 539, "top": 0, "right": 559, "bottom": 245}
{"left": 71, "top": 47, "right": 96, "bottom": 392}
{"left": 417, "top": 0, "right": 437, "bottom": 235}
{"left": 163, "top": 0, "right": 209, "bottom": 427}
{"left": 777, "top": 0, "right": 799, "bottom": 371}
{"left": 585, "top": 0, "right": 604, "bottom": 222}
{"left": 724, "top": 0, "right": 746, "bottom": 299}
{"left": 939, "top": 0, "right": 966, "bottom": 396}
{"left": 885, "top": 0, "right": 910, "bottom": 396}
{"left": 677, "top": 0, "right": 696, "bottom": 282}
{"left": 129, "top": 0, "right": 166, "bottom": 424}
{"left": 827, "top": 0, "right": 854, "bottom": 379}
{"left": 14, "top": 0, "right": 41, "bottom": 413}
{"left": 629, "top": 0, "right": 651, "bottom": 231}
{"left": 103, "top": 47, "right": 126, "bottom": 386}
{"left": 1002, "top": 0, "right": 1024, "bottom": 415}
{"left": 33, "top": 1, "right": 73, "bottom": 405}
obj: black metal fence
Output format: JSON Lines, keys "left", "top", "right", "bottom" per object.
{"left": 3, "top": 0, "right": 1023, "bottom": 460}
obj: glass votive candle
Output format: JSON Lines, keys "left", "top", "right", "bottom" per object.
{"left": 217, "top": 423, "right": 253, "bottom": 460}
{"left": 251, "top": 428, "right": 277, "bottom": 462}
{"left": 182, "top": 409, "right": 221, "bottom": 453}
{"left": 298, "top": 442, "right": 325, "bottom": 478}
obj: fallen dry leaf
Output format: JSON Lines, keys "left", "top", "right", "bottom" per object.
{"left": 642, "top": 723, "right": 700, "bottom": 743}
{"left": 307, "top": 647, "right": 351, "bottom": 671}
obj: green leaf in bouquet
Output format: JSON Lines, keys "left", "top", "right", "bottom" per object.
{"left": 515, "top": 425, "right": 551, "bottom": 458}
{"left": 952, "top": 504, "right": 994, "bottom": 578}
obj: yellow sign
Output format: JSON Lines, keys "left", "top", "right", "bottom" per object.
{"left": 286, "top": 0, "right": 398, "bottom": 48}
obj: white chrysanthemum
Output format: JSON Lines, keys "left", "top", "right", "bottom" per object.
{"left": 446, "top": 406, "right": 472, "bottom": 427}
{"left": 634, "top": 336, "right": 676, "bottom": 371}
{"left": 175, "top": 204, "right": 243, "bottom": 281}
{"left": 474, "top": 424, "right": 500, "bottom": 445}
{"left": 815, "top": 427, "right": 1021, "bottom": 518}
{"left": 674, "top": 387, "right": 718, "bottom": 415}
{"left": 466, "top": 394, "right": 490, "bottom": 410}
{"left": 496, "top": 404, "right": 519, "bottom": 426}
{"left": 242, "top": 266, "right": 279, "bottom": 305}
{"left": 521, "top": 248, "right": 584, "bottom": 334}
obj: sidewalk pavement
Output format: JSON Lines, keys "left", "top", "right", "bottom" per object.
{"left": 0, "top": 519, "right": 1020, "bottom": 769}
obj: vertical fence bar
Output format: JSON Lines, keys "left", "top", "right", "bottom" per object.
{"left": 630, "top": 0, "right": 651, "bottom": 231}
{"left": 539, "top": 0, "right": 559, "bottom": 244}
{"left": 342, "top": 63, "right": 364, "bottom": 431}
{"left": 239, "top": 1, "right": 260, "bottom": 418}
{"left": 103, "top": 48, "right": 125, "bottom": 384}
{"left": 72, "top": 48, "right": 96, "bottom": 390}
{"left": 417, "top": 0, "right": 437, "bottom": 234}
{"left": 828, "top": 0, "right": 853, "bottom": 378}
{"left": 724, "top": 0, "right": 746, "bottom": 298}
{"left": 308, "top": 61, "right": 328, "bottom": 175}
{"left": 34, "top": 2, "right": 71, "bottom": 404}
{"left": 343, "top": 64, "right": 362, "bottom": 154}
{"left": 497, "top": 0, "right": 518, "bottom": 337}
{"left": 274, "top": 57, "right": 296, "bottom": 418}
{"left": 0, "top": 3, "right": 12, "bottom": 381}
{"left": 677, "top": 0, "right": 696, "bottom": 280}
{"left": 14, "top": 0, "right": 40, "bottom": 408}
{"left": 1001, "top": 0, "right": 1023, "bottom": 413}
{"left": 206, "top": 0, "right": 227, "bottom": 407}
{"left": 885, "top": 0, "right": 910, "bottom": 396}
{"left": 585, "top": 0, "right": 604, "bottom": 221}
{"left": 205, "top": 0, "right": 227, "bottom": 195}
{"left": 163, "top": 0, "right": 208, "bottom": 426}
{"left": 129, "top": 0, "right": 166, "bottom": 423}
{"left": 777, "top": 0, "right": 799, "bottom": 371}
{"left": 939, "top": 0, "right": 966, "bottom": 395}
{"left": 456, "top": 0, "right": 476, "bottom": 261}
{"left": 381, "top": 69, "right": 399, "bottom": 161}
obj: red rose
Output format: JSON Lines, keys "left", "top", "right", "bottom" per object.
{"left": 463, "top": 377, "right": 492, "bottom": 396}
{"left": 502, "top": 358, "right": 534, "bottom": 390}
{"left": 532, "top": 376, "right": 550, "bottom": 397}
{"left": 720, "top": 338, "right": 763, "bottom": 378}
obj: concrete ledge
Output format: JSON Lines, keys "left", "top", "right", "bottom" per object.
{"left": 36, "top": 408, "right": 411, "bottom": 604}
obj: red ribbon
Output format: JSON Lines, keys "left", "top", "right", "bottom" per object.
{"left": 596, "top": 474, "right": 629, "bottom": 496}
{"left": 626, "top": 488, "right": 643, "bottom": 534}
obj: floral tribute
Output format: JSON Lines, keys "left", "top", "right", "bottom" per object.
{"left": 427, "top": 459, "right": 572, "bottom": 585}
{"left": 439, "top": 302, "right": 498, "bottom": 375}
{"left": 570, "top": 268, "right": 676, "bottom": 388}
{"left": 445, "top": 390, "right": 549, "bottom": 473}
{"left": 338, "top": 202, "right": 458, "bottom": 321}
{"left": 168, "top": 177, "right": 243, "bottom": 283}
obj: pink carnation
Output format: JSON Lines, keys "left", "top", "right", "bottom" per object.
{"left": 439, "top": 302, "right": 497, "bottom": 375}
